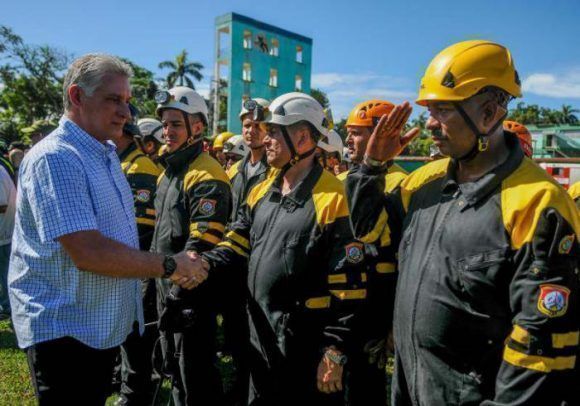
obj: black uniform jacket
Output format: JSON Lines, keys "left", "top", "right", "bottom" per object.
{"left": 119, "top": 143, "right": 162, "bottom": 251}
{"left": 204, "top": 163, "right": 367, "bottom": 369}
{"left": 346, "top": 133, "right": 579, "bottom": 405}
{"left": 151, "top": 142, "right": 231, "bottom": 256}
{"left": 226, "top": 151, "right": 269, "bottom": 223}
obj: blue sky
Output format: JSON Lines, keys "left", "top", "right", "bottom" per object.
{"left": 4, "top": 0, "right": 580, "bottom": 119}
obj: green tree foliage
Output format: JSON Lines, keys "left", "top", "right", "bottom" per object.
{"left": 158, "top": 50, "right": 203, "bottom": 89}
{"left": 120, "top": 58, "right": 159, "bottom": 118}
{"left": 310, "top": 88, "right": 330, "bottom": 108}
{"left": 0, "top": 25, "right": 70, "bottom": 141}
{"left": 404, "top": 112, "right": 433, "bottom": 156}
{"left": 508, "top": 102, "right": 579, "bottom": 125}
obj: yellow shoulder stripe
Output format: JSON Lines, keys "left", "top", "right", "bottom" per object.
{"left": 312, "top": 170, "right": 350, "bottom": 226}
{"left": 510, "top": 325, "right": 530, "bottom": 346}
{"left": 501, "top": 158, "right": 580, "bottom": 250}
{"left": 336, "top": 171, "right": 348, "bottom": 182}
{"left": 503, "top": 346, "right": 576, "bottom": 372}
{"left": 359, "top": 209, "right": 388, "bottom": 244}
{"left": 400, "top": 158, "right": 450, "bottom": 212}
{"left": 384, "top": 171, "right": 407, "bottom": 194}
{"left": 247, "top": 169, "right": 280, "bottom": 209}
{"left": 184, "top": 153, "right": 231, "bottom": 191}
{"left": 126, "top": 153, "right": 163, "bottom": 177}
{"left": 227, "top": 160, "right": 241, "bottom": 180}
{"left": 568, "top": 181, "right": 580, "bottom": 201}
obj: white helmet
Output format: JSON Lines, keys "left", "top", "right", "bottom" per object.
{"left": 318, "top": 130, "right": 343, "bottom": 154}
{"left": 137, "top": 118, "right": 164, "bottom": 144}
{"left": 223, "top": 135, "right": 247, "bottom": 158}
{"left": 155, "top": 86, "right": 208, "bottom": 125}
{"left": 239, "top": 98, "right": 270, "bottom": 119}
{"left": 264, "top": 92, "right": 329, "bottom": 137}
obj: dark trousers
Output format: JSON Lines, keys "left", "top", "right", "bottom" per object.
{"left": 344, "top": 350, "right": 387, "bottom": 406}
{"left": 156, "top": 280, "right": 224, "bottom": 406}
{"left": 118, "top": 279, "right": 159, "bottom": 405}
{"left": 26, "top": 336, "right": 119, "bottom": 406}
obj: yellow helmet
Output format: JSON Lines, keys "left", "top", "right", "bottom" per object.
{"left": 213, "top": 131, "right": 235, "bottom": 150}
{"left": 416, "top": 40, "right": 521, "bottom": 106}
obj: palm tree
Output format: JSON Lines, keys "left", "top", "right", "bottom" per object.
{"left": 158, "top": 50, "right": 203, "bottom": 89}
{"left": 560, "top": 104, "right": 579, "bottom": 124}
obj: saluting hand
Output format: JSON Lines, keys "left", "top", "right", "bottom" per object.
{"left": 365, "top": 101, "right": 420, "bottom": 163}
{"left": 170, "top": 250, "right": 208, "bottom": 290}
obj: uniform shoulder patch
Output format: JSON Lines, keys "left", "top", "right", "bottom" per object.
{"left": 135, "top": 189, "right": 151, "bottom": 203}
{"left": 199, "top": 198, "right": 217, "bottom": 216}
{"left": 538, "top": 284, "right": 570, "bottom": 318}
{"left": 345, "top": 242, "right": 364, "bottom": 264}
{"left": 558, "top": 234, "right": 575, "bottom": 255}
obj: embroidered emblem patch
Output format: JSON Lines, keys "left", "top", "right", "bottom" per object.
{"left": 135, "top": 189, "right": 150, "bottom": 203}
{"left": 537, "top": 284, "right": 570, "bottom": 318}
{"left": 345, "top": 243, "right": 364, "bottom": 264}
{"left": 199, "top": 199, "right": 217, "bottom": 216}
{"left": 558, "top": 234, "right": 575, "bottom": 255}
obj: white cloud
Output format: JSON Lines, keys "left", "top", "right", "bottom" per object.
{"left": 311, "top": 72, "right": 416, "bottom": 119}
{"left": 522, "top": 70, "right": 580, "bottom": 98}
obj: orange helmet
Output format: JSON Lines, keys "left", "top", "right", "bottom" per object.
{"left": 504, "top": 120, "right": 532, "bottom": 158}
{"left": 346, "top": 100, "right": 395, "bottom": 128}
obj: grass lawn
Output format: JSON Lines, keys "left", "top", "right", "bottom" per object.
{"left": 0, "top": 318, "right": 35, "bottom": 405}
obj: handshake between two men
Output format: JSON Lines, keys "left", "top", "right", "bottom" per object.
{"left": 167, "top": 251, "right": 210, "bottom": 290}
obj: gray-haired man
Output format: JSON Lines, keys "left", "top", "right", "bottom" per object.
{"left": 8, "top": 54, "right": 206, "bottom": 405}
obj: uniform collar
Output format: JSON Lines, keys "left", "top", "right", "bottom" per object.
{"left": 241, "top": 150, "right": 269, "bottom": 175}
{"left": 271, "top": 162, "right": 323, "bottom": 208}
{"left": 162, "top": 141, "right": 203, "bottom": 170}
{"left": 442, "top": 131, "right": 524, "bottom": 206}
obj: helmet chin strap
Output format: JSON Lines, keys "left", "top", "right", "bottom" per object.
{"left": 453, "top": 103, "right": 507, "bottom": 162}
{"left": 279, "top": 125, "right": 316, "bottom": 173}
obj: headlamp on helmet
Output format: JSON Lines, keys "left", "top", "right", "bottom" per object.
{"left": 154, "top": 90, "right": 171, "bottom": 105}
{"left": 243, "top": 99, "right": 266, "bottom": 122}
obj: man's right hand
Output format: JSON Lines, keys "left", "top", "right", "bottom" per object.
{"left": 170, "top": 251, "right": 208, "bottom": 290}
{"left": 365, "top": 101, "right": 420, "bottom": 163}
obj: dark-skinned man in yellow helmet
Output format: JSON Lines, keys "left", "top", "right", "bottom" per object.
{"left": 346, "top": 40, "right": 579, "bottom": 405}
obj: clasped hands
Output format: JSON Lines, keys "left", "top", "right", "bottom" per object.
{"left": 169, "top": 251, "right": 210, "bottom": 290}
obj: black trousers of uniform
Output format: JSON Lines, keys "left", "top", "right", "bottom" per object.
{"left": 118, "top": 279, "right": 160, "bottom": 405}
{"left": 218, "top": 266, "right": 250, "bottom": 406}
{"left": 156, "top": 280, "right": 224, "bottom": 406}
{"left": 344, "top": 347, "right": 387, "bottom": 406}
{"left": 26, "top": 336, "right": 119, "bottom": 406}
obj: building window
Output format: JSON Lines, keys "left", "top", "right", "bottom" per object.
{"left": 256, "top": 34, "right": 269, "bottom": 53}
{"left": 296, "top": 45, "right": 303, "bottom": 63}
{"left": 243, "top": 63, "right": 252, "bottom": 82}
{"left": 243, "top": 30, "right": 252, "bottom": 49}
{"left": 269, "top": 69, "right": 278, "bottom": 87}
{"left": 295, "top": 75, "right": 302, "bottom": 91}
{"left": 270, "top": 38, "right": 279, "bottom": 56}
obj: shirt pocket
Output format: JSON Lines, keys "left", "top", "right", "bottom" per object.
{"left": 282, "top": 233, "right": 311, "bottom": 279}
{"left": 455, "top": 248, "right": 511, "bottom": 315}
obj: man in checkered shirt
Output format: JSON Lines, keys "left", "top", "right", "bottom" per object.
{"left": 8, "top": 54, "right": 207, "bottom": 405}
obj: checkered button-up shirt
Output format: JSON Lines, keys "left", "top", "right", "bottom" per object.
{"left": 8, "top": 117, "right": 143, "bottom": 349}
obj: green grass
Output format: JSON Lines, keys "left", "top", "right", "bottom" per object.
{"left": 0, "top": 318, "right": 35, "bottom": 405}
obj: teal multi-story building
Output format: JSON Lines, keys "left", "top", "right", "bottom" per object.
{"left": 212, "top": 13, "right": 312, "bottom": 134}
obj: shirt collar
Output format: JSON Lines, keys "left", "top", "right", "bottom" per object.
{"left": 441, "top": 131, "right": 524, "bottom": 205}
{"left": 59, "top": 117, "right": 117, "bottom": 158}
{"left": 271, "top": 162, "right": 323, "bottom": 207}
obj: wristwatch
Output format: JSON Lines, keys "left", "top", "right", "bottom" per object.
{"left": 324, "top": 349, "right": 348, "bottom": 366}
{"left": 162, "top": 255, "right": 177, "bottom": 279}
{"left": 363, "top": 154, "right": 389, "bottom": 169}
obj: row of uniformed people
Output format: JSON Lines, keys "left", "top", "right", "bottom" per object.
{"left": 114, "top": 86, "right": 378, "bottom": 405}
{"left": 113, "top": 39, "right": 579, "bottom": 406}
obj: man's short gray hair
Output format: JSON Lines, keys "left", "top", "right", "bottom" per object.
{"left": 62, "top": 54, "right": 133, "bottom": 111}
